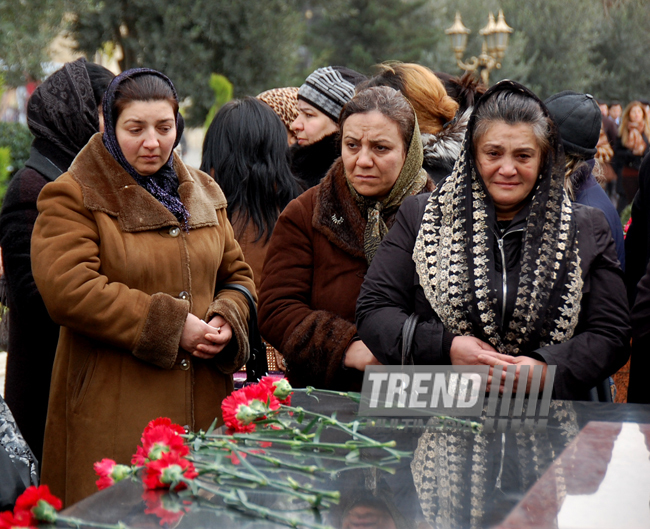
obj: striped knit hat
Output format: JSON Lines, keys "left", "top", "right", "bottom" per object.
{"left": 298, "top": 66, "right": 366, "bottom": 122}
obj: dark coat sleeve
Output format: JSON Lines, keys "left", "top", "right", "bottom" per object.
{"left": 625, "top": 154, "right": 650, "bottom": 305}
{"left": 533, "top": 207, "right": 630, "bottom": 399}
{"left": 258, "top": 192, "right": 359, "bottom": 389}
{"left": 0, "top": 168, "right": 51, "bottom": 317}
{"left": 356, "top": 194, "right": 453, "bottom": 366}
{"left": 629, "top": 241, "right": 650, "bottom": 403}
{"left": 631, "top": 257, "right": 650, "bottom": 340}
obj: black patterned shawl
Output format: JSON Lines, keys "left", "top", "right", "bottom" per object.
{"left": 27, "top": 57, "right": 99, "bottom": 170}
{"left": 413, "top": 81, "right": 583, "bottom": 355}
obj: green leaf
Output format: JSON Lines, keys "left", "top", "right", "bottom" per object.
{"left": 206, "top": 417, "right": 218, "bottom": 435}
{"left": 345, "top": 450, "right": 360, "bottom": 463}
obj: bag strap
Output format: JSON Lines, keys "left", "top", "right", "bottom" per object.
{"left": 219, "top": 284, "right": 268, "bottom": 382}
{"left": 401, "top": 314, "right": 419, "bottom": 366}
{"left": 219, "top": 283, "right": 255, "bottom": 313}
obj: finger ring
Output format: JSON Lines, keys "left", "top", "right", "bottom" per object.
{"left": 281, "top": 358, "right": 287, "bottom": 368}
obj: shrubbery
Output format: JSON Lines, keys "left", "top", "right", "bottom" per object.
{"left": 0, "top": 122, "right": 32, "bottom": 176}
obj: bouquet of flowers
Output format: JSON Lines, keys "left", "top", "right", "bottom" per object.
{"left": 1, "top": 378, "right": 409, "bottom": 529}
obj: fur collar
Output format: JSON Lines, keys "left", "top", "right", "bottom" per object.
{"left": 290, "top": 132, "right": 339, "bottom": 189}
{"left": 68, "top": 134, "right": 227, "bottom": 232}
{"left": 313, "top": 158, "right": 435, "bottom": 258}
{"left": 421, "top": 109, "right": 469, "bottom": 179}
{"left": 313, "top": 159, "right": 367, "bottom": 258}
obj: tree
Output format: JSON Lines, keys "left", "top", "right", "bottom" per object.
{"left": 70, "top": 0, "right": 304, "bottom": 126}
{"left": 0, "top": 0, "right": 75, "bottom": 85}
{"left": 590, "top": 0, "right": 650, "bottom": 103}
{"left": 499, "top": 0, "right": 604, "bottom": 98}
{"left": 304, "top": 0, "right": 443, "bottom": 76}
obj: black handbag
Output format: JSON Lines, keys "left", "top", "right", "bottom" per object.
{"left": 401, "top": 313, "right": 419, "bottom": 366}
{"left": 219, "top": 284, "right": 268, "bottom": 383}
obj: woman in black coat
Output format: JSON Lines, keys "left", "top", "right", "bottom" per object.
{"left": 356, "top": 81, "right": 630, "bottom": 400}
{"left": 626, "top": 154, "right": 650, "bottom": 403}
{"left": 0, "top": 58, "right": 113, "bottom": 462}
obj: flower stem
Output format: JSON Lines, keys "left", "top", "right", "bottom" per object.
{"left": 54, "top": 515, "right": 133, "bottom": 529}
{"left": 190, "top": 480, "right": 336, "bottom": 529}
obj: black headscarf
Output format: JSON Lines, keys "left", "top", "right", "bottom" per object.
{"left": 27, "top": 57, "right": 99, "bottom": 171}
{"left": 413, "top": 80, "right": 583, "bottom": 356}
{"left": 102, "top": 68, "right": 189, "bottom": 225}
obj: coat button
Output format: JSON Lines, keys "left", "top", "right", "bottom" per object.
{"left": 179, "top": 291, "right": 189, "bottom": 300}
{"left": 180, "top": 358, "right": 190, "bottom": 370}
{"left": 169, "top": 227, "right": 180, "bottom": 237}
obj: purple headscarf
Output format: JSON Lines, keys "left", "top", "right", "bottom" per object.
{"left": 102, "top": 68, "right": 189, "bottom": 225}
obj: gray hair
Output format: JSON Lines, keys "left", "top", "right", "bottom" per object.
{"left": 473, "top": 90, "right": 552, "bottom": 159}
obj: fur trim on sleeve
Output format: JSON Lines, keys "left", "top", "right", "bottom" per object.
{"left": 282, "top": 310, "right": 360, "bottom": 389}
{"left": 133, "top": 292, "right": 189, "bottom": 369}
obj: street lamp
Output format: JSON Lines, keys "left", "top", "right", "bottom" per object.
{"left": 445, "top": 10, "right": 513, "bottom": 86}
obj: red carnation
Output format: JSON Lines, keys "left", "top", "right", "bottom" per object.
{"left": 94, "top": 458, "right": 133, "bottom": 490}
{"left": 143, "top": 451, "right": 198, "bottom": 491}
{"left": 143, "top": 418, "right": 186, "bottom": 436}
{"left": 143, "top": 490, "right": 192, "bottom": 526}
{"left": 0, "top": 510, "right": 36, "bottom": 529}
{"left": 132, "top": 419, "right": 188, "bottom": 465}
{"left": 5, "top": 486, "right": 63, "bottom": 525}
{"left": 221, "top": 383, "right": 281, "bottom": 433}
{"left": 14, "top": 486, "right": 62, "bottom": 514}
{"left": 259, "top": 376, "right": 293, "bottom": 405}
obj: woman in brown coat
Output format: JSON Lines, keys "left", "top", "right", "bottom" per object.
{"left": 258, "top": 86, "right": 435, "bottom": 390}
{"left": 31, "top": 69, "right": 254, "bottom": 506}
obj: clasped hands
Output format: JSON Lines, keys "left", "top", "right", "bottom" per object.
{"left": 450, "top": 335, "right": 547, "bottom": 394}
{"left": 180, "top": 313, "right": 232, "bottom": 360}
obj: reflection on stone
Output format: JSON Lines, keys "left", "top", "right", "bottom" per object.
{"left": 500, "top": 422, "right": 650, "bottom": 528}
{"left": 412, "top": 401, "right": 579, "bottom": 528}
{"left": 557, "top": 423, "right": 650, "bottom": 529}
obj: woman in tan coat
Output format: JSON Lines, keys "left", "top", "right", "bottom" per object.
{"left": 31, "top": 69, "right": 254, "bottom": 506}
{"left": 258, "top": 86, "right": 435, "bottom": 391}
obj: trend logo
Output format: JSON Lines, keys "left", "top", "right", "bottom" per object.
{"left": 358, "top": 365, "right": 555, "bottom": 432}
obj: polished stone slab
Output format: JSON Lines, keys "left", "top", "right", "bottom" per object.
{"left": 498, "top": 421, "right": 650, "bottom": 528}
{"left": 58, "top": 396, "right": 650, "bottom": 529}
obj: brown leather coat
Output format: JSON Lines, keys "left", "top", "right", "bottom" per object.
{"left": 31, "top": 134, "right": 254, "bottom": 506}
